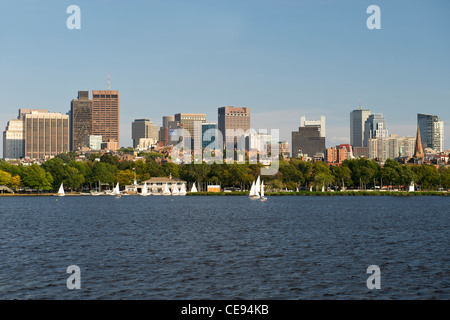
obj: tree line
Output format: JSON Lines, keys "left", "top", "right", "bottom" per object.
{"left": 0, "top": 153, "right": 449, "bottom": 192}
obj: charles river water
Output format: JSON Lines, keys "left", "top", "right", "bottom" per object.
{"left": 0, "top": 195, "right": 448, "bottom": 299}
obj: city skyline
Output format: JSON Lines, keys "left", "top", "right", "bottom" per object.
{"left": 0, "top": 1, "right": 449, "bottom": 157}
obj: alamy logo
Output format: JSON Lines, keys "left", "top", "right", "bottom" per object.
{"left": 366, "top": 265, "right": 381, "bottom": 289}
{"left": 66, "top": 265, "right": 81, "bottom": 289}
{"left": 366, "top": 5, "right": 381, "bottom": 30}
{"left": 66, "top": 5, "right": 81, "bottom": 30}
{"left": 168, "top": 127, "right": 280, "bottom": 176}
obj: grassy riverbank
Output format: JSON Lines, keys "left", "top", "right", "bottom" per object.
{"left": 0, "top": 191, "right": 448, "bottom": 196}
{"left": 186, "top": 191, "right": 449, "bottom": 196}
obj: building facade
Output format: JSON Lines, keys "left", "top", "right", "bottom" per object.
{"left": 132, "top": 119, "right": 158, "bottom": 148}
{"left": 291, "top": 126, "right": 325, "bottom": 158}
{"left": 368, "top": 135, "right": 415, "bottom": 162}
{"left": 218, "top": 106, "right": 251, "bottom": 146}
{"left": 202, "top": 123, "right": 217, "bottom": 149}
{"left": 3, "top": 119, "right": 24, "bottom": 160}
{"left": 70, "top": 90, "right": 93, "bottom": 151}
{"left": 364, "top": 113, "right": 388, "bottom": 146}
{"left": 418, "top": 113, "right": 444, "bottom": 153}
{"left": 300, "top": 116, "right": 326, "bottom": 138}
{"left": 92, "top": 90, "right": 119, "bottom": 145}
{"left": 85, "top": 135, "right": 102, "bottom": 151}
{"left": 350, "top": 108, "right": 371, "bottom": 147}
{"left": 24, "top": 111, "right": 70, "bottom": 160}
{"left": 174, "top": 113, "right": 206, "bottom": 149}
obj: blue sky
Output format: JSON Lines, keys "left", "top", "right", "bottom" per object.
{"left": 1, "top": 0, "right": 449, "bottom": 155}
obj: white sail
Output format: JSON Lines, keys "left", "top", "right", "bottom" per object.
{"left": 142, "top": 183, "right": 148, "bottom": 194}
{"left": 113, "top": 182, "right": 120, "bottom": 195}
{"left": 179, "top": 183, "right": 187, "bottom": 195}
{"left": 321, "top": 185, "right": 325, "bottom": 192}
{"left": 255, "top": 176, "right": 261, "bottom": 193}
{"left": 58, "top": 183, "right": 65, "bottom": 196}
{"left": 409, "top": 182, "right": 415, "bottom": 192}
{"left": 249, "top": 181, "right": 255, "bottom": 196}
{"left": 191, "top": 182, "right": 198, "bottom": 193}
{"left": 261, "top": 181, "right": 265, "bottom": 197}
{"left": 172, "top": 184, "right": 180, "bottom": 195}
{"left": 163, "top": 183, "right": 171, "bottom": 195}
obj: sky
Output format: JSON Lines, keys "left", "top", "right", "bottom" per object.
{"left": 1, "top": 0, "right": 449, "bottom": 157}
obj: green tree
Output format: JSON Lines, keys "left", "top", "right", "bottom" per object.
{"left": 22, "top": 164, "right": 53, "bottom": 191}
{"left": 55, "top": 152, "right": 77, "bottom": 164}
{"left": 0, "top": 170, "right": 12, "bottom": 186}
{"left": 89, "top": 162, "right": 117, "bottom": 187}
{"left": 63, "top": 167, "right": 85, "bottom": 191}
{"left": 10, "top": 175, "right": 22, "bottom": 189}
{"left": 117, "top": 169, "right": 135, "bottom": 187}
{"left": 439, "top": 167, "right": 450, "bottom": 189}
{"left": 380, "top": 167, "right": 399, "bottom": 188}
{"left": 331, "top": 165, "right": 352, "bottom": 188}
{"left": 42, "top": 158, "right": 66, "bottom": 188}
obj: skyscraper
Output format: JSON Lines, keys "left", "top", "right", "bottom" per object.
{"left": 70, "top": 91, "right": 92, "bottom": 151}
{"left": 364, "top": 113, "right": 388, "bottom": 146}
{"left": 291, "top": 126, "right": 325, "bottom": 158}
{"left": 132, "top": 119, "right": 158, "bottom": 148}
{"left": 3, "top": 119, "right": 24, "bottom": 160}
{"left": 417, "top": 113, "right": 444, "bottom": 153}
{"left": 174, "top": 113, "right": 206, "bottom": 149}
{"left": 24, "top": 111, "right": 70, "bottom": 159}
{"left": 201, "top": 123, "right": 217, "bottom": 149}
{"left": 300, "top": 116, "right": 326, "bottom": 138}
{"left": 92, "top": 90, "right": 119, "bottom": 145}
{"left": 159, "top": 116, "right": 175, "bottom": 146}
{"left": 350, "top": 108, "right": 371, "bottom": 147}
{"left": 218, "top": 106, "right": 251, "bottom": 147}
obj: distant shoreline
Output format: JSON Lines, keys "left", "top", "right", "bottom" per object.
{"left": 0, "top": 191, "right": 448, "bottom": 197}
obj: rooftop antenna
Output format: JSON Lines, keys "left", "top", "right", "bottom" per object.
{"left": 358, "top": 99, "right": 362, "bottom": 109}
{"left": 107, "top": 72, "right": 111, "bottom": 91}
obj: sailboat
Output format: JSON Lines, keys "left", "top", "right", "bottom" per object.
{"left": 190, "top": 182, "right": 198, "bottom": 193}
{"left": 255, "top": 176, "right": 261, "bottom": 198}
{"left": 408, "top": 181, "right": 415, "bottom": 192}
{"left": 140, "top": 182, "right": 150, "bottom": 196}
{"left": 260, "top": 180, "right": 267, "bottom": 202}
{"left": 113, "top": 182, "right": 121, "bottom": 198}
{"left": 172, "top": 184, "right": 180, "bottom": 196}
{"left": 57, "top": 183, "right": 65, "bottom": 197}
{"left": 249, "top": 181, "right": 256, "bottom": 198}
{"left": 249, "top": 179, "right": 260, "bottom": 199}
{"left": 162, "top": 183, "right": 171, "bottom": 196}
{"left": 179, "top": 183, "right": 187, "bottom": 196}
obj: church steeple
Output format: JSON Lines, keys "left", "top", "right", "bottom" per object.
{"left": 414, "top": 124, "right": 424, "bottom": 159}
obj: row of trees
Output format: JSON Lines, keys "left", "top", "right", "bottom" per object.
{"left": 0, "top": 153, "right": 449, "bottom": 192}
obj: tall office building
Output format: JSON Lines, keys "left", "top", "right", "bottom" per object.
{"left": 300, "top": 116, "right": 326, "bottom": 138}
{"left": 92, "top": 90, "right": 119, "bottom": 145}
{"left": 70, "top": 91, "right": 92, "bottom": 151}
{"left": 350, "top": 108, "right": 371, "bottom": 147}
{"left": 218, "top": 106, "right": 251, "bottom": 146}
{"left": 3, "top": 119, "right": 24, "bottom": 160}
{"left": 174, "top": 113, "right": 206, "bottom": 149}
{"left": 132, "top": 119, "right": 158, "bottom": 148}
{"left": 364, "top": 113, "right": 388, "bottom": 146}
{"left": 3, "top": 109, "right": 49, "bottom": 160}
{"left": 368, "top": 135, "right": 415, "bottom": 162}
{"left": 201, "top": 123, "right": 217, "bottom": 149}
{"left": 162, "top": 116, "right": 175, "bottom": 128}
{"left": 24, "top": 111, "right": 70, "bottom": 159}
{"left": 417, "top": 113, "right": 444, "bottom": 153}
{"left": 159, "top": 116, "right": 175, "bottom": 146}
{"left": 291, "top": 126, "right": 325, "bottom": 158}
